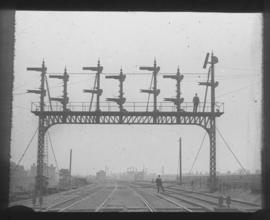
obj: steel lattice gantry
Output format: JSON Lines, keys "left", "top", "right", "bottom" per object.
{"left": 31, "top": 101, "right": 223, "bottom": 194}
{"left": 27, "top": 52, "right": 223, "bottom": 207}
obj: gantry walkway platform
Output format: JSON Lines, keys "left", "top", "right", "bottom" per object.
{"left": 31, "top": 101, "right": 223, "bottom": 130}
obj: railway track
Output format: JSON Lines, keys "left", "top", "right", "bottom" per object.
{"left": 95, "top": 184, "right": 118, "bottom": 212}
{"left": 128, "top": 184, "right": 194, "bottom": 212}
{"left": 130, "top": 183, "right": 211, "bottom": 212}
{"left": 14, "top": 181, "right": 260, "bottom": 212}
{"left": 132, "top": 181, "right": 260, "bottom": 212}
{"left": 45, "top": 184, "right": 105, "bottom": 212}
{"left": 9, "top": 184, "right": 100, "bottom": 210}
{"left": 132, "top": 182, "right": 220, "bottom": 211}
{"left": 92, "top": 182, "right": 194, "bottom": 212}
{"left": 93, "top": 183, "right": 156, "bottom": 212}
{"left": 167, "top": 185, "right": 260, "bottom": 207}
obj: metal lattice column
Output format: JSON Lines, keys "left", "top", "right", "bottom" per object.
{"left": 35, "top": 116, "right": 45, "bottom": 206}
{"left": 209, "top": 52, "right": 219, "bottom": 192}
{"left": 208, "top": 117, "right": 217, "bottom": 192}
{"left": 27, "top": 61, "right": 47, "bottom": 207}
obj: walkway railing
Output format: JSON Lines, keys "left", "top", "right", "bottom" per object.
{"left": 31, "top": 102, "right": 224, "bottom": 113}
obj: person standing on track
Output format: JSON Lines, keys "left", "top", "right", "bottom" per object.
{"left": 155, "top": 175, "right": 165, "bottom": 193}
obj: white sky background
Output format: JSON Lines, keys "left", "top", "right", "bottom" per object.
{"left": 11, "top": 11, "right": 262, "bottom": 176}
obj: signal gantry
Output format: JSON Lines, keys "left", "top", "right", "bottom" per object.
{"left": 27, "top": 52, "right": 223, "bottom": 207}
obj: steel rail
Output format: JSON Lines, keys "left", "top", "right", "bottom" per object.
{"left": 134, "top": 181, "right": 260, "bottom": 210}
{"left": 95, "top": 184, "right": 118, "bottom": 212}
{"left": 58, "top": 187, "right": 104, "bottom": 212}
{"left": 130, "top": 182, "right": 213, "bottom": 211}
{"left": 127, "top": 186, "right": 155, "bottom": 212}
{"left": 137, "top": 182, "right": 256, "bottom": 211}
{"left": 166, "top": 186, "right": 261, "bottom": 208}
{"left": 155, "top": 193, "right": 193, "bottom": 212}
{"left": 44, "top": 185, "right": 102, "bottom": 212}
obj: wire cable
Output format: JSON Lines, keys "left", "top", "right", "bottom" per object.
{"left": 89, "top": 75, "right": 97, "bottom": 111}
{"left": 216, "top": 126, "right": 248, "bottom": 174}
{"left": 188, "top": 132, "right": 208, "bottom": 174}
{"left": 13, "top": 105, "right": 31, "bottom": 111}
{"left": 45, "top": 75, "right": 53, "bottom": 111}
{"left": 202, "top": 66, "right": 211, "bottom": 112}
{"left": 47, "top": 131, "right": 60, "bottom": 173}
{"left": 13, "top": 92, "right": 27, "bottom": 96}
{"left": 14, "top": 127, "right": 38, "bottom": 170}
{"left": 146, "top": 74, "right": 154, "bottom": 111}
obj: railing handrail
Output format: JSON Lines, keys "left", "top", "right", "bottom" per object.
{"left": 31, "top": 101, "right": 224, "bottom": 113}
{"left": 31, "top": 101, "right": 224, "bottom": 104}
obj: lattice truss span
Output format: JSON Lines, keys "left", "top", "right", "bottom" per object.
{"left": 37, "top": 112, "right": 222, "bottom": 132}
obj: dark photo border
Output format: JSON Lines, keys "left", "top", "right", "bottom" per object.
{"left": 0, "top": 1, "right": 268, "bottom": 220}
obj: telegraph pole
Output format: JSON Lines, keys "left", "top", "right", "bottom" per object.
{"left": 69, "top": 149, "right": 72, "bottom": 189}
{"left": 27, "top": 60, "right": 47, "bottom": 208}
{"left": 179, "top": 138, "right": 182, "bottom": 185}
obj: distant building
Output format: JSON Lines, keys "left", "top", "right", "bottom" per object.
{"left": 96, "top": 170, "right": 106, "bottom": 181}
{"left": 9, "top": 161, "right": 34, "bottom": 193}
{"left": 10, "top": 161, "right": 59, "bottom": 196}
{"left": 29, "top": 163, "right": 58, "bottom": 187}
{"left": 72, "top": 176, "right": 88, "bottom": 188}
{"left": 47, "top": 164, "right": 58, "bottom": 186}
{"left": 59, "top": 169, "right": 70, "bottom": 190}
{"left": 118, "top": 168, "right": 145, "bottom": 181}
{"left": 134, "top": 171, "right": 144, "bottom": 181}
{"left": 87, "top": 175, "right": 95, "bottom": 182}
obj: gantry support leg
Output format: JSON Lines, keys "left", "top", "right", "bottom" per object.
{"left": 208, "top": 116, "right": 217, "bottom": 192}
{"left": 35, "top": 116, "right": 45, "bottom": 208}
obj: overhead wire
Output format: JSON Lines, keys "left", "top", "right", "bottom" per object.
{"left": 13, "top": 70, "right": 260, "bottom": 95}
{"left": 13, "top": 92, "right": 27, "bottom": 96}
{"left": 218, "top": 65, "right": 261, "bottom": 72}
{"left": 216, "top": 80, "right": 261, "bottom": 98}
{"left": 13, "top": 105, "right": 31, "bottom": 111}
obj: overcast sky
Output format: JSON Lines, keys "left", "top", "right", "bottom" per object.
{"left": 11, "top": 11, "right": 262, "bottom": 176}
